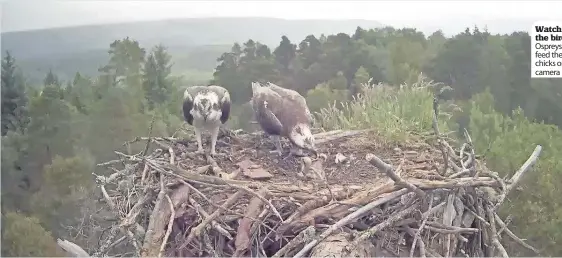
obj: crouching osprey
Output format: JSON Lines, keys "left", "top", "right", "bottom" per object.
{"left": 182, "top": 85, "right": 231, "bottom": 156}
{"left": 251, "top": 81, "right": 316, "bottom": 157}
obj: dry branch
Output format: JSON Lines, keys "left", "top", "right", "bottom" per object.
{"left": 57, "top": 238, "right": 90, "bottom": 257}
{"left": 494, "top": 145, "right": 542, "bottom": 209}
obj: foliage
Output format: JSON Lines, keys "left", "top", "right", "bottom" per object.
{"left": 468, "top": 90, "right": 562, "bottom": 255}
{"left": 317, "top": 74, "right": 452, "bottom": 142}
{"left": 1, "top": 212, "right": 64, "bottom": 257}
{"left": 30, "top": 154, "right": 96, "bottom": 236}
{"left": 1, "top": 51, "right": 29, "bottom": 135}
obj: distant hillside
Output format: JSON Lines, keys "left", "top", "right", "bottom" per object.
{"left": 1, "top": 17, "right": 383, "bottom": 59}
{"left": 1, "top": 17, "right": 383, "bottom": 84}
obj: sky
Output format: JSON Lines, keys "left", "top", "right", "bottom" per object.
{"left": 2, "top": 0, "right": 562, "bottom": 33}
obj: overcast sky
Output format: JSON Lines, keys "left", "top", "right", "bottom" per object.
{"left": 2, "top": 0, "right": 562, "bottom": 33}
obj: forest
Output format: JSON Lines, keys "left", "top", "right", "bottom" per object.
{"left": 1, "top": 25, "right": 561, "bottom": 256}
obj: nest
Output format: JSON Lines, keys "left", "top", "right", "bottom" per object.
{"left": 58, "top": 117, "right": 543, "bottom": 257}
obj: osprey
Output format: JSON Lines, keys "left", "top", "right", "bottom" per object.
{"left": 182, "top": 85, "right": 231, "bottom": 156}
{"left": 251, "top": 81, "right": 316, "bottom": 156}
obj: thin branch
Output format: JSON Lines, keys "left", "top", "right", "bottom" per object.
{"left": 293, "top": 189, "right": 409, "bottom": 258}
{"left": 495, "top": 145, "right": 542, "bottom": 209}
{"left": 158, "top": 194, "right": 175, "bottom": 258}
{"left": 366, "top": 153, "right": 426, "bottom": 199}
{"left": 494, "top": 213, "right": 539, "bottom": 254}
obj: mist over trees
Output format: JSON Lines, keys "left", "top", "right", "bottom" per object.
{"left": 1, "top": 24, "right": 561, "bottom": 256}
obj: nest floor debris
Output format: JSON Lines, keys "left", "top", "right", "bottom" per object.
{"left": 59, "top": 125, "right": 543, "bottom": 258}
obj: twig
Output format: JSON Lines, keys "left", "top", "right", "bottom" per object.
{"left": 410, "top": 194, "right": 434, "bottom": 258}
{"left": 141, "top": 163, "right": 150, "bottom": 186}
{"left": 187, "top": 198, "right": 234, "bottom": 239}
{"left": 486, "top": 205, "right": 508, "bottom": 258}
{"left": 158, "top": 194, "right": 175, "bottom": 258}
{"left": 465, "top": 207, "right": 490, "bottom": 227}
{"left": 355, "top": 204, "right": 418, "bottom": 243}
{"left": 94, "top": 226, "right": 120, "bottom": 256}
{"left": 104, "top": 235, "right": 127, "bottom": 255}
{"left": 168, "top": 147, "right": 175, "bottom": 165}
{"left": 272, "top": 226, "right": 316, "bottom": 258}
{"left": 293, "top": 188, "right": 409, "bottom": 258}
{"left": 366, "top": 153, "right": 426, "bottom": 199}
{"left": 143, "top": 113, "right": 156, "bottom": 156}
{"left": 234, "top": 188, "right": 269, "bottom": 257}
{"left": 140, "top": 175, "right": 168, "bottom": 257}
{"left": 181, "top": 190, "right": 243, "bottom": 249}
{"left": 463, "top": 129, "right": 477, "bottom": 177}
{"left": 432, "top": 96, "right": 449, "bottom": 175}
{"left": 57, "top": 238, "right": 90, "bottom": 257}
{"left": 494, "top": 213, "right": 539, "bottom": 254}
{"left": 495, "top": 145, "right": 542, "bottom": 209}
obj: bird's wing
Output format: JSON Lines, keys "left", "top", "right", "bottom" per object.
{"left": 182, "top": 92, "right": 195, "bottom": 125}
{"left": 266, "top": 82, "right": 314, "bottom": 124}
{"left": 267, "top": 82, "right": 309, "bottom": 109}
{"left": 252, "top": 91, "right": 284, "bottom": 135}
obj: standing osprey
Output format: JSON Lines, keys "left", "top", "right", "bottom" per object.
{"left": 182, "top": 85, "right": 231, "bottom": 156}
{"left": 251, "top": 82, "right": 316, "bottom": 156}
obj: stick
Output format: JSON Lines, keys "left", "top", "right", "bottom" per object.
{"left": 143, "top": 113, "right": 156, "bottom": 156}
{"left": 272, "top": 226, "right": 316, "bottom": 258}
{"left": 355, "top": 204, "right": 418, "bottom": 243}
{"left": 140, "top": 175, "right": 168, "bottom": 257}
{"left": 184, "top": 190, "right": 243, "bottom": 247}
{"left": 432, "top": 96, "right": 449, "bottom": 175}
{"left": 57, "top": 238, "right": 90, "bottom": 257}
{"left": 494, "top": 213, "right": 539, "bottom": 254}
{"left": 234, "top": 188, "right": 269, "bottom": 257}
{"left": 486, "top": 205, "right": 508, "bottom": 258}
{"left": 293, "top": 188, "right": 409, "bottom": 258}
{"left": 158, "top": 194, "right": 175, "bottom": 258}
{"left": 495, "top": 145, "right": 542, "bottom": 209}
{"left": 366, "top": 153, "right": 426, "bottom": 199}
{"left": 410, "top": 195, "right": 434, "bottom": 258}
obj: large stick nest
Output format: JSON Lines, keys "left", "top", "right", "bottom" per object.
{"left": 58, "top": 107, "right": 543, "bottom": 258}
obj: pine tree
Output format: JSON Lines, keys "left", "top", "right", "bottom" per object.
{"left": 1, "top": 51, "right": 29, "bottom": 135}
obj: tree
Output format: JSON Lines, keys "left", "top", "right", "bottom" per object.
{"left": 43, "top": 69, "right": 60, "bottom": 87}
{"left": 21, "top": 84, "right": 77, "bottom": 199}
{"left": 297, "top": 35, "right": 323, "bottom": 69}
{"left": 30, "top": 154, "right": 95, "bottom": 237}
{"left": 1, "top": 51, "right": 29, "bottom": 135}
{"left": 142, "top": 53, "right": 162, "bottom": 109}
{"left": 273, "top": 36, "right": 297, "bottom": 74}
{"left": 352, "top": 26, "right": 366, "bottom": 40}
{"left": 142, "top": 44, "right": 174, "bottom": 109}
{"left": 99, "top": 37, "right": 147, "bottom": 111}
{"left": 351, "top": 66, "right": 370, "bottom": 96}
{"left": 1, "top": 212, "right": 63, "bottom": 257}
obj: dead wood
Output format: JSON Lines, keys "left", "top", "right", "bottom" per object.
{"left": 75, "top": 111, "right": 542, "bottom": 257}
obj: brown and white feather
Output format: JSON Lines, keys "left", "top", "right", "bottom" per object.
{"left": 251, "top": 82, "right": 315, "bottom": 151}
